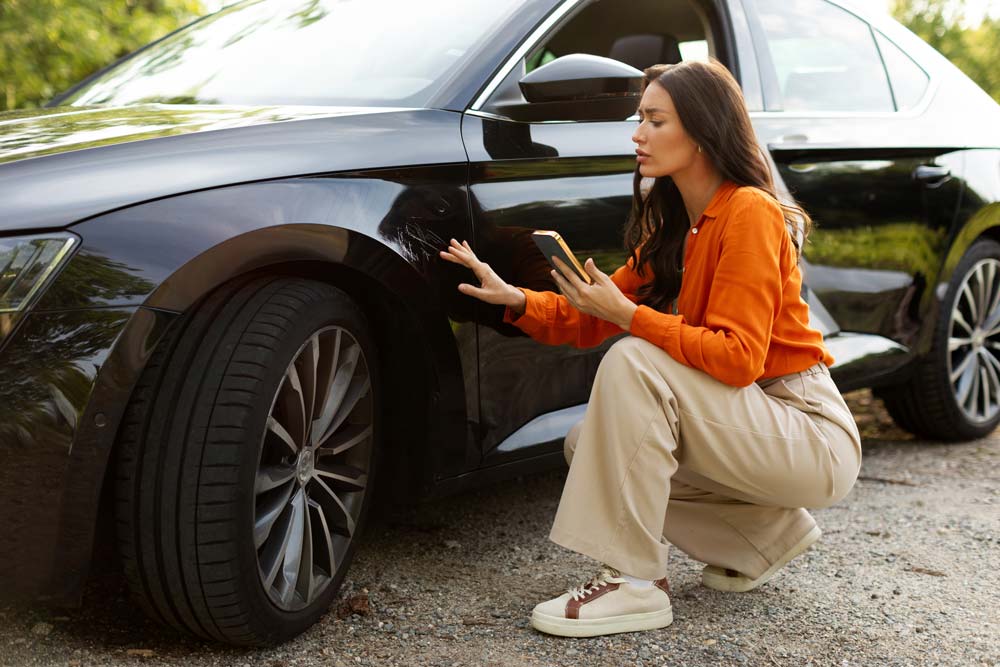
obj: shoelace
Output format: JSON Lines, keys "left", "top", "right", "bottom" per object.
{"left": 566, "top": 565, "right": 626, "bottom": 601}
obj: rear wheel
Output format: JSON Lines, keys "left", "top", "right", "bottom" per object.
{"left": 115, "top": 276, "right": 380, "bottom": 645}
{"left": 878, "top": 239, "right": 1000, "bottom": 441}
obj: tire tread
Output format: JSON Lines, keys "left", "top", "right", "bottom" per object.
{"left": 878, "top": 239, "right": 1000, "bottom": 441}
{"left": 115, "top": 275, "right": 379, "bottom": 646}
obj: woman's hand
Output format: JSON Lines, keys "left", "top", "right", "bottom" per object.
{"left": 439, "top": 238, "right": 526, "bottom": 311}
{"left": 550, "top": 256, "right": 638, "bottom": 330}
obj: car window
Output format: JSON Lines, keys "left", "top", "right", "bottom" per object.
{"left": 523, "top": 0, "right": 713, "bottom": 74}
{"left": 525, "top": 49, "right": 559, "bottom": 72}
{"left": 60, "top": 0, "right": 530, "bottom": 108}
{"left": 678, "top": 39, "right": 709, "bottom": 62}
{"left": 875, "top": 31, "right": 930, "bottom": 111}
{"left": 484, "top": 0, "right": 716, "bottom": 117}
{"left": 523, "top": 38, "right": 711, "bottom": 72}
{"left": 755, "top": 0, "right": 893, "bottom": 113}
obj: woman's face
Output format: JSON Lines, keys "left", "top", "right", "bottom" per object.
{"left": 631, "top": 82, "right": 700, "bottom": 178}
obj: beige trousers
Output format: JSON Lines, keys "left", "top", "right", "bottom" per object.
{"left": 554, "top": 335, "right": 862, "bottom": 581}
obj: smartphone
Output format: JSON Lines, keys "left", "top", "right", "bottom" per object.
{"left": 531, "top": 230, "right": 593, "bottom": 285}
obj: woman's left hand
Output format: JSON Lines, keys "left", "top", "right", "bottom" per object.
{"left": 550, "top": 256, "right": 638, "bottom": 330}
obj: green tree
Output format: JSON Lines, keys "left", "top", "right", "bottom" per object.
{"left": 893, "top": 0, "right": 1000, "bottom": 102}
{"left": 0, "top": 0, "right": 205, "bottom": 111}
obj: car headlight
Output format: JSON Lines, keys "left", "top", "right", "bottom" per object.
{"left": 1, "top": 233, "right": 79, "bottom": 343}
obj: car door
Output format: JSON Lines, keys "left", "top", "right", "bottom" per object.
{"left": 745, "top": 0, "right": 964, "bottom": 386}
{"left": 462, "top": 0, "right": 737, "bottom": 466}
{"left": 462, "top": 113, "right": 633, "bottom": 466}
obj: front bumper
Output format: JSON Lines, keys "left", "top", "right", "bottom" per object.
{"left": 0, "top": 305, "right": 177, "bottom": 602}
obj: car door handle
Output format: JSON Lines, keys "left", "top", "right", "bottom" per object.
{"left": 912, "top": 164, "right": 952, "bottom": 188}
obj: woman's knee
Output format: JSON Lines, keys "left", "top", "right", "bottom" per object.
{"left": 604, "top": 335, "right": 649, "bottom": 362}
{"left": 595, "top": 336, "right": 654, "bottom": 384}
{"left": 601, "top": 335, "right": 686, "bottom": 377}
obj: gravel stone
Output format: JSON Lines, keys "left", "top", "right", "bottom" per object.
{"left": 29, "top": 623, "right": 52, "bottom": 637}
{"left": 0, "top": 390, "right": 997, "bottom": 666}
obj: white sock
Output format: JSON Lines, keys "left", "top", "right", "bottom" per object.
{"left": 621, "top": 574, "right": 654, "bottom": 588}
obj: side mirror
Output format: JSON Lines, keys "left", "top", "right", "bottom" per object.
{"left": 493, "top": 53, "right": 644, "bottom": 123}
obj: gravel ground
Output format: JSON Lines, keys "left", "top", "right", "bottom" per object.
{"left": 1, "top": 389, "right": 998, "bottom": 667}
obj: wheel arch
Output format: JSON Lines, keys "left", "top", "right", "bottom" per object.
{"left": 132, "top": 229, "right": 456, "bottom": 481}
{"left": 972, "top": 218, "right": 1000, "bottom": 248}
{"left": 136, "top": 222, "right": 468, "bottom": 502}
{"left": 937, "top": 203, "right": 1000, "bottom": 286}
{"left": 913, "top": 202, "right": 1000, "bottom": 357}
{"left": 62, "top": 224, "right": 470, "bottom": 605}
{"left": 192, "top": 254, "right": 444, "bottom": 508}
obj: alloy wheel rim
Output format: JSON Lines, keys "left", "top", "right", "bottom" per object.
{"left": 948, "top": 258, "right": 1000, "bottom": 424}
{"left": 254, "top": 325, "right": 373, "bottom": 612}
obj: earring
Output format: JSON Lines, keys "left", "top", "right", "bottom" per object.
{"left": 697, "top": 145, "right": 703, "bottom": 153}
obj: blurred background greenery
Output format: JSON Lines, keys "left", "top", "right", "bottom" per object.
{"left": 0, "top": 0, "right": 209, "bottom": 111}
{"left": 0, "top": 0, "right": 998, "bottom": 112}
{"left": 891, "top": 0, "right": 1000, "bottom": 101}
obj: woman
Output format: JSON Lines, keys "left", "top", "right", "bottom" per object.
{"left": 439, "top": 59, "right": 861, "bottom": 638}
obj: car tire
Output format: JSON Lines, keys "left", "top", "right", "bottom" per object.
{"left": 115, "top": 275, "right": 381, "bottom": 645}
{"left": 877, "top": 239, "right": 1000, "bottom": 441}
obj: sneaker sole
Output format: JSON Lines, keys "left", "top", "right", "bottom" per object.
{"left": 702, "top": 525, "right": 822, "bottom": 593}
{"left": 530, "top": 607, "right": 673, "bottom": 638}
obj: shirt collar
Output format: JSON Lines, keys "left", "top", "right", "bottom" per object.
{"left": 701, "top": 179, "right": 740, "bottom": 219}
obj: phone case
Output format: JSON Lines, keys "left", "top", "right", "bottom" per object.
{"left": 531, "top": 230, "right": 593, "bottom": 285}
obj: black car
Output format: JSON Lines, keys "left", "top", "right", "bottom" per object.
{"left": 2, "top": 0, "right": 998, "bottom": 646}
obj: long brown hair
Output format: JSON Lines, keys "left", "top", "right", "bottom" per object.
{"left": 624, "top": 58, "right": 812, "bottom": 313}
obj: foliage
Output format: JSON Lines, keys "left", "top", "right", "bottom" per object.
{"left": 0, "top": 0, "right": 204, "bottom": 111}
{"left": 892, "top": 0, "right": 1000, "bottom": 102}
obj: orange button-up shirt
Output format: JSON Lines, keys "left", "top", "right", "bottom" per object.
{"left": 503, "top": 180, "right": 834, "bottom": 387}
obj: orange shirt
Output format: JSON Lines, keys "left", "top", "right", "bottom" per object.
{"left": 503, "top": 179, "right": 834, "bottom": 387}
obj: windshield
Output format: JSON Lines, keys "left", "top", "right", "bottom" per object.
{"left": 60, "top": 0, "right": 527, "bottom": 108}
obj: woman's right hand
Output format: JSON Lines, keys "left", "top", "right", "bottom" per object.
{"left": 439, "top": 238, "right": 526, "bottom": 312}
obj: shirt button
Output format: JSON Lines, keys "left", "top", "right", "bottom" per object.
{"left": 691, "top": 227, "right": 699, "bottom": 234}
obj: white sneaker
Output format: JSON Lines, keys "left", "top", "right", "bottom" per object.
{"left": 702, "top": 525, "right": 822, "bottom": 592}
{"left": 530, "top": 565, "right": 673, "bottom": 638}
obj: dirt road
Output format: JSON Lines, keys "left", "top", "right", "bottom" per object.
{"left": 1, "top": 390, "right": 997, "bottom": 667}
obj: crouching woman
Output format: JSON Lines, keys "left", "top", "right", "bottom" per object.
{"left": 439, "top": 59, "right": 861, "bottom": 638}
